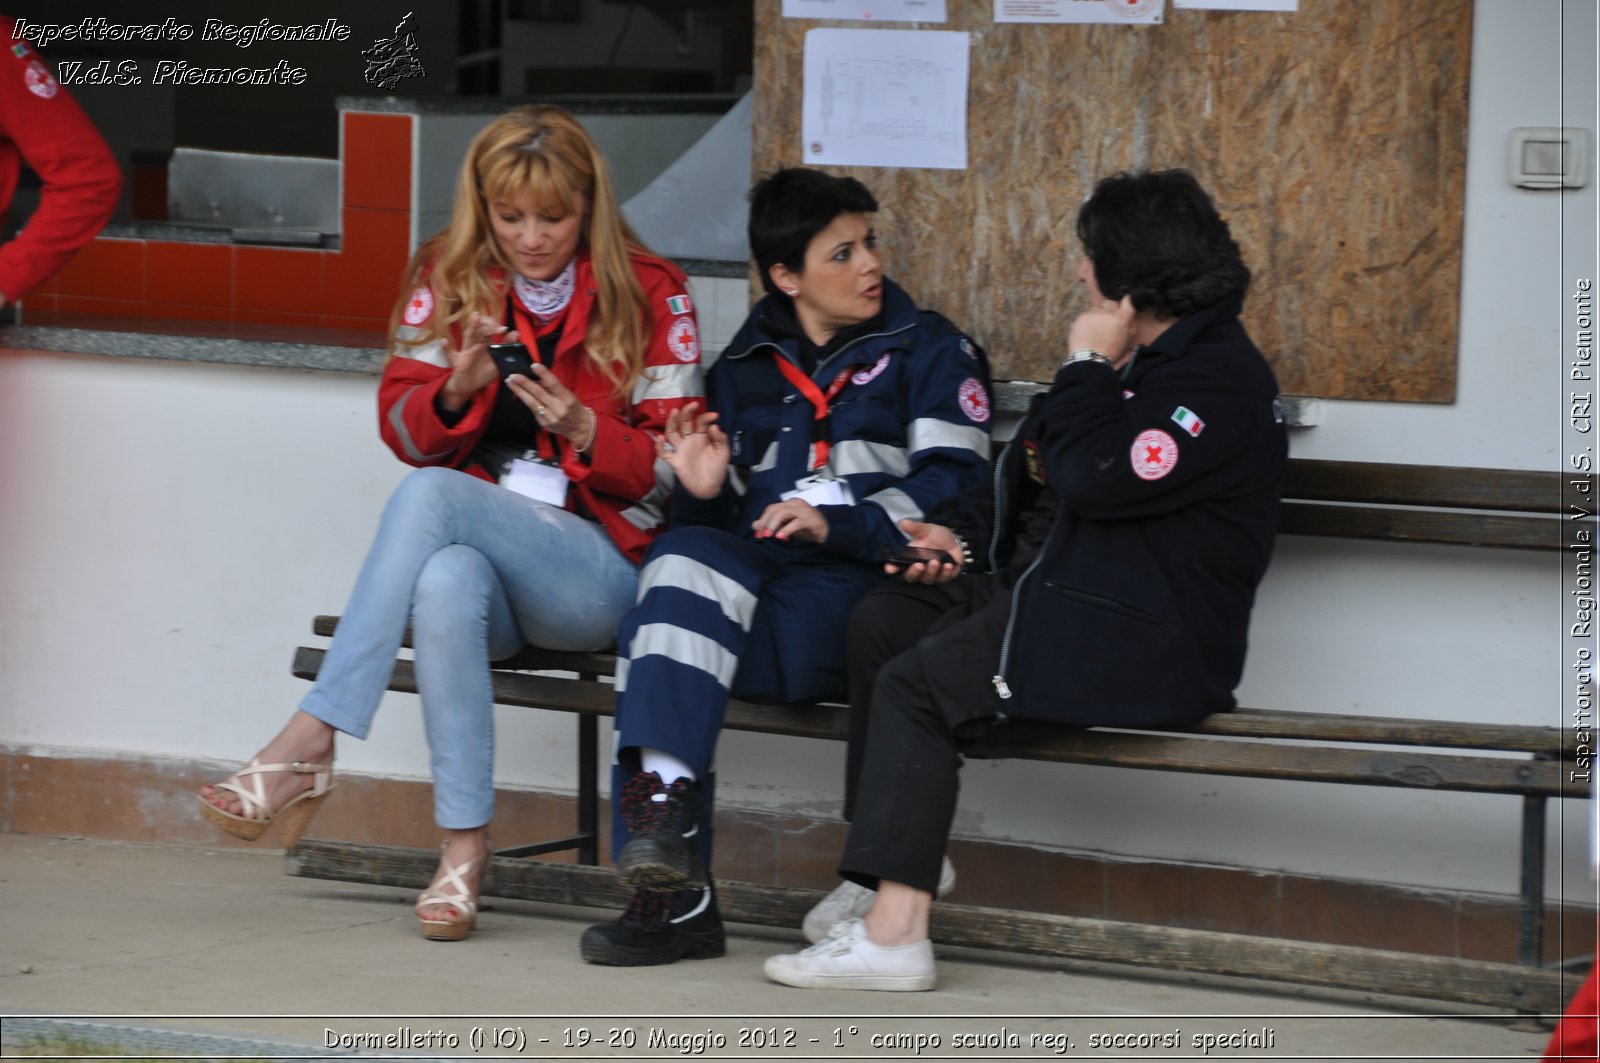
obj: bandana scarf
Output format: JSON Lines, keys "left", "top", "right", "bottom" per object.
{"left": 512, "top": 258, "right": 576, "bottom": 320}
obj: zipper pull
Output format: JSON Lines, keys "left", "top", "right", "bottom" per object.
{"left": 992, "top": 675, "right": 1012, "bottom": 699}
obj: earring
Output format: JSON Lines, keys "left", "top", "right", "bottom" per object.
{"left": 784, "top": 289, "right": 798, "bottom": 297}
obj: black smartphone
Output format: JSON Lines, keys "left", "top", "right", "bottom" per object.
{"left": 488, "top": 341, "right": 536, "bottom": 381}
{"left": 883, "top": 545, "right": 954, "bottom": 567}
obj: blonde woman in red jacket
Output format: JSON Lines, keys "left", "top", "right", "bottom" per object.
{"left": 199, "top": 106, "right": 702, "bottom": 941}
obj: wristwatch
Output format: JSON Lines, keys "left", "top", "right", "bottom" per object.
{"left": 1062, "top": 348, "right": 1112, "bottom": 368}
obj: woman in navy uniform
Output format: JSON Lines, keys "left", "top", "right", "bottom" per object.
{"left": 580, "top": 168, "right": 994, "bottom": 967}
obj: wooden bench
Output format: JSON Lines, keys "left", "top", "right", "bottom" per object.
{"left": 286, "top": 430, "right": 1585, "bottom": 1014}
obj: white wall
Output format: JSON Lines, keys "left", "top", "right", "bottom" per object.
{"left": 0, "top": 0, "right": 1593, "bottom": 902}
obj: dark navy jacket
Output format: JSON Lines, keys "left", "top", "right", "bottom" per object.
{"left": 933, "top": 293, "right": 1287, "bottom": 727}
{"left": 672, "top": 278, "right": 993, "bottom": 565}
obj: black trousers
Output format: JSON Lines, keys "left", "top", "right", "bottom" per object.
{"left": 837, "top": 574, "right": 1014, "bottom": 895}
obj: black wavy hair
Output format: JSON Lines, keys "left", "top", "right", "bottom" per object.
{"left": 1076, "top": 169, "right": 1250, "bottom": 319}
{"left": 748, "top": 168, "right": 879, "bottom": 299}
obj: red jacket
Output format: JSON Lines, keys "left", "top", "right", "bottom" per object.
{"left": 378, "top": 250, "right": 704, "bottom": 564}
{"left": 0, "top": 17, "right": 122, "bottom": 302}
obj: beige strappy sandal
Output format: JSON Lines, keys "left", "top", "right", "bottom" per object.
{"left": 197, "top": 759, "right": 335, "bottom": 847}
{"left": 416, "top": 840, "right": 493, "bottom": 941}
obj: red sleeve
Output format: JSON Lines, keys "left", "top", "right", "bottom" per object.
{"left": 0, "top": 21, "right": 123, "bottom": 302}
{"left": 376, "top": 280, "right": 493, "bottom": 468}
{"left": 559, "top": 257, "right": 705, "bottom": 499}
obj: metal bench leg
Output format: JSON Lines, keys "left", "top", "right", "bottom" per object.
{"left": 578, "top": 710, "right": 599, "bottom": 865}
{"left": 1519, "top": 793, "right": 1547, "bottom": 970}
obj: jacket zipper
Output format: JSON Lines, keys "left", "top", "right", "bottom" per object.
{"left": 986, "top": 441, "right": 1021, "bottom": 709}
{"left": 992, "top": 551, "right": 1044, "bottom": 709}
{"left": 991, "top": 349, "right": 1143, "bottom": 709}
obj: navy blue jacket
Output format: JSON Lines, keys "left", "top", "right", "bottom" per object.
{"left": 672, "top": 279, "right": 993, "bottom": 564}
{"left": 933, "top": 293, "right": 1287, "bottom": 727}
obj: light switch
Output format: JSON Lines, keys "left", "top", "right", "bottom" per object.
{"left": 1508, "top": 127, "right": 1590, "bottom": 189}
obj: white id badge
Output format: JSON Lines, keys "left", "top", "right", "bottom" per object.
{"left": 781, "top": 475, "right": 853, "bottom": 507}
{"left": 502, "top": 456, "right": 569, "bottom": 507}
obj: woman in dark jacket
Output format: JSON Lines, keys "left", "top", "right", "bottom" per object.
{"left": 766, "top": 169, "right": 1288, "bottom": 992}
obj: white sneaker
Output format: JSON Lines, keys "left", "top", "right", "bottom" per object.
{"left": 764, "top": 918, "right": 936, "bottom": 991}
{"left": 801, "top": 857, "right": 956, "bottom": 943}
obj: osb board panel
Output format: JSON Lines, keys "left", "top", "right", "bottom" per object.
{"left": 753, "top": 0, "right": 1470, "bottom": 403}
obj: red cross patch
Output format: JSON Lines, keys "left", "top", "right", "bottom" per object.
{"left": 24, "top": 60, "right": 57, "bottom": 99}
{"left": 958, "top": 377, "right": 990, "bottom": 423}
{"left": 1130, "top": 428, "right": 1179, "bottom": 481}
{"left": 668, "top": 316, "right": 700, "bottom": 362}
{"left": 402, "top": 286, "right": 434, "bottom": 326}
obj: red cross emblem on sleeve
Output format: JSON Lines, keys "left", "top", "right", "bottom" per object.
{"left": 402, "top": 286, "right": 434, "bottom": 326}
{"left": 1130, "top": 428, "right": 1179, "bottom": 481}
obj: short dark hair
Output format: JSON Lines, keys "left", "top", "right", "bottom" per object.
{"left": 1076, "top": 169, "right": 1250, "bottom": 319}
{"left": 748, "top": 168, "right": 879, "bottom": 299}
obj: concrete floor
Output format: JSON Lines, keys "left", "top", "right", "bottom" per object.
{"left": 0, "top": 833, "right": 1553, "bottom": 1060}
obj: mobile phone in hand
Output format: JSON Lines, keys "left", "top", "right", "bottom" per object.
{"left": 488, "top": 341, "right": 536, "bottom": 380}
{"left": 883, "top": 545, "right": 954, "bottom": 567}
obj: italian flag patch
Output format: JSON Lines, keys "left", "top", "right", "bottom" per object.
{"left": 666, "top": 294, "right": 692, "bottom": 315}
{"left": 11, "top": 43, "right": 29, "bottom": 58}
{"left": 1171, "top": 406, "right": 1205, "bottom": 437}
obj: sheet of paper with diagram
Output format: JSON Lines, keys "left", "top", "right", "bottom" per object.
{"left": 800, "top": 29, "right": 970, "bottom": 170}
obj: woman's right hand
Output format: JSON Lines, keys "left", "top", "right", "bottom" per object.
{"left": 439, "top": 313, "right": 507, "bottom": 412}
{"left": 889, "top": 519, "right": 964, "bottom": 584}
{"left": 658, "top": 401, "right": 729, "bottom": 499}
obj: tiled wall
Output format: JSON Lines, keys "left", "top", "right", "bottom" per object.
{"left": 23, "top": 112, "right": 414, "bottom": 335}
{"left": 24, "top": 109, "right": 752, "bottom": 348}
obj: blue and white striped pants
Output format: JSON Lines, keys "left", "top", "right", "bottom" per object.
{"left": 610, "top": 525, "right": 884, "bottom": 869}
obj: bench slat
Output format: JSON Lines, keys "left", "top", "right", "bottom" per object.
{"left": 1283, "top": 460, "right": 1564, "bottom": 513}
{"left": 292, "top": 647, "right": 1576, "bottom": 797}
{"left": 1278, "top": 503, "right": 1560, "bottom": 550}
{"left": 287, "top": 840, "right": 1567, "bottom": 1014}
{"left": 308, "top": 618, "right": 1568, "bottom": 754}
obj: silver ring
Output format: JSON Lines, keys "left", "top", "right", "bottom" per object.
{"left": 535, "top": 406, "right": 549, "bottom": 419}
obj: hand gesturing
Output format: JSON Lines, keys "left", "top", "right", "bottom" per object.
{"left": 659, "top": 401, "right": 729, "bottom": 500}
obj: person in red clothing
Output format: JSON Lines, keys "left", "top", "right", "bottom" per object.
{"left": 198, "top": 106, "right": 703, "bottom": 941}
{"left": 0, "top": 16, "right": 122, "bottom": 307}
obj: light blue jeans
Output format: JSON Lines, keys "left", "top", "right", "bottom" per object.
{"left": 300, "top": 466, "right": 638, "bottom": 828}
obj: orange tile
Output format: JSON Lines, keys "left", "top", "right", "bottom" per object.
{"left": 145, "top": 302, "right": 234, "bottom": 323}
{"left": 324, "top": 208, "right": 411, "bottom": 318}
{"left": 235, "top": 247, "right": 326, "bottom": 312}
{"left": 320, "top": 314, "right": 390, "bottom": 336}
{"left": 234, "top": 308, "right": 325, "bottom": 328}
{"left": 147, "top": 241, "right": 233, "bottom": 307}
{"left": 343, "top": 112, "right": 413, "bottom": 211}
{"left": 54, "top": 295, "right": 144, "bottom": 318}
{"left": 47, "top": 238, "right": 146, "bottom": 299}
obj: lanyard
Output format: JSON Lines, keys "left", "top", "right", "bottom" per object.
{"left": 500, "top": 297, "right": 566, "bottom": 461}
{"left": 772, "top": 353, "right": 859, "bottom": 471}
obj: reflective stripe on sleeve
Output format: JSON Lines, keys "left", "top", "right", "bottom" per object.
{"left": 631, "top": 362, "right": 701, "bottom": 403}
{"left": 387, "top": 385, "right": 458, "bottom": 463}
{"left": 863, "top": 486, "right": 923, "bottom": 528}
{"left": 829, "top": 439, "right": 910, "bottom": 479}
{"left": 393, "top": 334, "right": 450, "bottom": 369}
{"left": 908, "top": 417, "right": 989, "bottom": 458}
{"left": 618, "top": 456, "right": 675, "bottom": 531}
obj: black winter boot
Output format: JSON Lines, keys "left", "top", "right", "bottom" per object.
{"left": 617, "top": 770, "right": 704, "bottom": 889}
{"left": 579, "top": 883, "right": 726, "bottom": 966}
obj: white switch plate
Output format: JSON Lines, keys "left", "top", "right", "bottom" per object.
{"left": 1508, "top": 127, "right": 1590, "bottom": 189}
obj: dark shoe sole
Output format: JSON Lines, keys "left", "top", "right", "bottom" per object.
{"left": 579, "top": 924, "right": 727, "bottom": 967}
{"left": 617, "top": 835, "right": 705, "bottom": 890}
